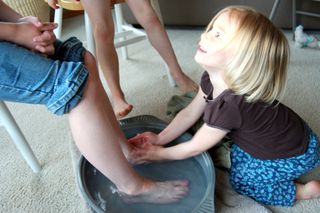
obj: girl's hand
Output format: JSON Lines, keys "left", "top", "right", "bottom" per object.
{"left": 128, "top": 132, "right": 161, "bottom": 147}
{"left": 130, "top": 142, "right": 165, "bottom": 165}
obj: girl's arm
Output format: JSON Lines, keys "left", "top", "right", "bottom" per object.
{"left": 160, "top": 124, "right": 227, "bottom": 160}
{"left": 132, "top": 124, "right": 227, "bottom": 163}
{"left": 129, "top": 89, "right": 208, "bottom": 146}
{"left": 157, "top": 88, "right": 208, "bottom": 145}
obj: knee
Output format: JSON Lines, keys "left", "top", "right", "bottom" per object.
{"left": 84, "top": 51, "right": 95, "bottom": 64}
{"left": 92, "top": 23, "right": 115, "bottom": 44}
{"left": 139, "top": 14, "right": 159, "bottom": 29}
{"left": 83, "top": 51, "right": 99, "bottom": 81}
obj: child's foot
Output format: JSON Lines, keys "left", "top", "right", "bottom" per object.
{"left": 296, "top": 181, "right": 320, "bottom": 200}
{"left": 173, "top": 73, "right": 198, "bottom": 93}
{"left": 114, "top": 98, "right": 133, "bottom": 118}
{"left": 119, "top": 179, "right": 189, "bottom": 204}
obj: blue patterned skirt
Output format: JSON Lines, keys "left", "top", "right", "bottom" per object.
{"left": 229, "top": 127, "right": 320, "bottom": 206}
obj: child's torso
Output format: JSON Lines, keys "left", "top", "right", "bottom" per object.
{"left": 200, "top": 71, "right": 309, "bottom": 159}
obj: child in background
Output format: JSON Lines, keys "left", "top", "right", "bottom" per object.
{"left": 129, "top": 6, "right": 320, "bottom": 206}
{"left": 0, "top": 0, "right": 188, "bottom": 203}
{"left": 47, "top": 0, "right": 198, "bottom": 118}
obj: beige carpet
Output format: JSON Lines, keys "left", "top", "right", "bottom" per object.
{"left": 0, "top": 15, "right": 319, "bottom": 212}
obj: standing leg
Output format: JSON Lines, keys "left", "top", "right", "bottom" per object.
{"left": 126, "top": 0, "right": 198, "bottom": 93}
{"left": 68, "top": 52, "right": 188, "bottom": 202}
{"left": 81, "top": 0, "right": 133, "bottom": 118}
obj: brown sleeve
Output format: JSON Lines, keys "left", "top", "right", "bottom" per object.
{"left": 203, "top": 96, "right": 242, "bottom": 131}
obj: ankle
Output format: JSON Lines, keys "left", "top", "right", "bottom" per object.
{"left": 118, "top": 178, "right": 152, "bottom": 196}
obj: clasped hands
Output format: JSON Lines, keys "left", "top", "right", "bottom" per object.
{"left": 15, "top": 16, "right": 58, "bottom": 56}
{"left": 127, "top": 132, "right": 165, "bottom": 165}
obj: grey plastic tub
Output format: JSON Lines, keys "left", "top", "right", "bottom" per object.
{"left": 76, "top": 115, "right": 215, "bottom": 213}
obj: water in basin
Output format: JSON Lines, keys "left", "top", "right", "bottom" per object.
{"left": 77, "top": 115, "right": 215, "bottom": 213}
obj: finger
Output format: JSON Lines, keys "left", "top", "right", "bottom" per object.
{"left": 136, "top": 141, "right": 149, "bottom": 149}
{"left": 27, "top": 16, "right": 43, "bottom": 27}
{"left": 128, "top": 136, "right": 146, "bottom": 144}
{"left": 129, "top": 133, "right": 142, "bottom": 140}
{"left": 35, "top": 45, "right": 46, "bottom": 53}
{"left": 37, "top": 22, "right": 58, "bottom": 31}
{"left": 44, "top": 45, "right": 55, "bottom": 55}
{"left": 32, "top": 19, "right": 43, "bottom": 28}
{"left": 33, "top": 31, "right": 56, "bottom": 44}
{"left": 128, "top": 138, "right": 144, "bottom": 145}
{"left": 35, "top": 44, "right": 55, "bottom": 55}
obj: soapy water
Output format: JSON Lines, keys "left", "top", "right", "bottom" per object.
{"left": 79, "top": 124, "right": 214, "bottom": 213}
{"left": 84, "top": 158, "right": 207, "bottom": 213}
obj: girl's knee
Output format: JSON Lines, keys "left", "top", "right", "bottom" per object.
{"left": 83, "top": 51, "right": 99, "bottom": 80}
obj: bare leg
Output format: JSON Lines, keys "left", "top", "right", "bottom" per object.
{"left": 68, "top": 52, "right": 188, "bottom": 203}
{"left": 81, "top": 0, "right": 133, "bottom": 118}
{"left": 296, "top": 181, "right": 320, "bottom": 200}
{"left": 127, "top": 0, "right": 198, "bottom": 93}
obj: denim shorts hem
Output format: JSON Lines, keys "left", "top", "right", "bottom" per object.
{"left": 47, "top": 66, "right": 88, "bottom": 115}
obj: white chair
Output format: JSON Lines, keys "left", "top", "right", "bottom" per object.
{"left": 53, "top": 0, "right": 143, "bottom": 58}
{"left": 0, "top": 101, "right": 41, "bottom": 173}
{"left": 269, "top": 0, "right": 280, "bottom": 21}
{"left": 53, "top": 0, "right": 176, "bottom": 86}
{"left": 292, "top": 0, "right": 320, "bottom": 39}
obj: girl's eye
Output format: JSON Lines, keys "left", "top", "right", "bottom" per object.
{"left": 215, "top": 31, "right": 221, "bottom": 38}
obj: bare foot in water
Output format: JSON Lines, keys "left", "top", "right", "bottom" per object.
{"left": 119, "top": 179, "right": 189, "bottom": 204}
{"left": 114, "top": 98, "right": 133, "bottom": 118}
{"left": 173, "top": 72, "right": 198, "bottom": 93}
{"left": 296, "top": 181, "right": 320, "bottom": 200}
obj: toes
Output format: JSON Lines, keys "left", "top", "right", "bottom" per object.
{"left": 172, "top": 179, "right": 189, "bottom": 186}
{"left": 116, "top": 105, "right": 133, "bottom": 118}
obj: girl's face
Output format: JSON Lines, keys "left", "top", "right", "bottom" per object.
{"left": 194, "top": 11, "right": 238, "bottom": 71}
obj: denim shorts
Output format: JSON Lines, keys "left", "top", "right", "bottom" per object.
{"left": 229, "top": 126, "right": 320, "bottom": 206}
{"left": 0, "top": 37, "right": 88, "bottom": 115}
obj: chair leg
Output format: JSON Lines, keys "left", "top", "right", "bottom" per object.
{"left": 84, "top": 11, "right": 96, "bottom": 56}
{"left": 0, "top": 102, "right": 41, "bottom": 173}
{"left": 292, "top": 0, "right": 297, "bottom": 40}
{"left": 114, "top": 4, "right": 129, "bottom": 59}
{"left": 53, "top": 7, "right": 63, "bottom": 39}
{"left": 269, "top": 0, "right": 281, "bottom": 21}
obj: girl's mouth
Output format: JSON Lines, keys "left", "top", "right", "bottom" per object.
{"left": 197, "top": 46, "right": 207, "bottom": 53}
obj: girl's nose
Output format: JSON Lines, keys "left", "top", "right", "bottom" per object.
{"left": 200, "top": 33, "right": 208, "bottom": 42}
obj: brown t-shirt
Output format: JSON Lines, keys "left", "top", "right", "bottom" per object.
{"left": 201, "top": 71, "right": 308, "bottom": 159}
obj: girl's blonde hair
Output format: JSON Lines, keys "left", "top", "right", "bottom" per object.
{"left": 207, "top": 6, "right": 289, "bottom": 104}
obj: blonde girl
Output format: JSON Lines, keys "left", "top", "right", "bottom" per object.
{"left": 129, "top": 6, "right": 320, "bottom": 206}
